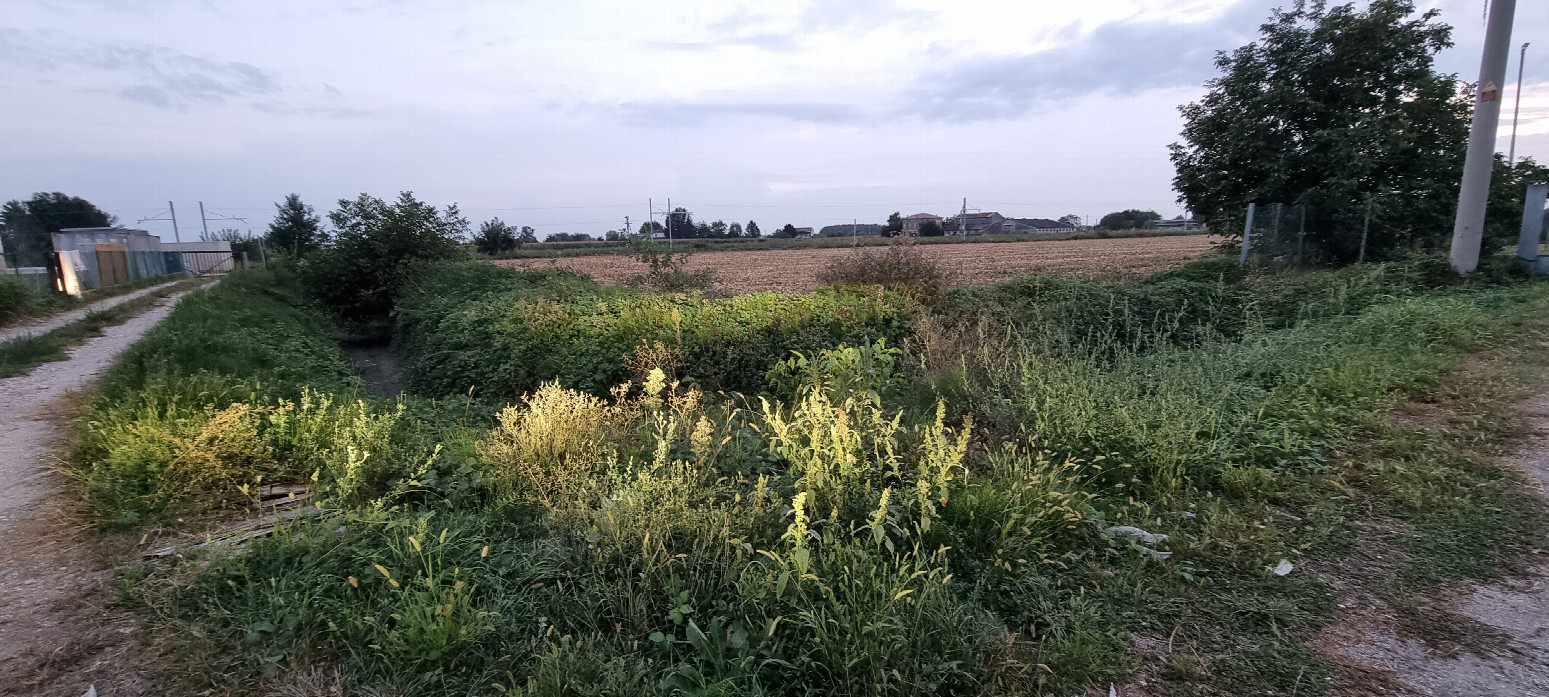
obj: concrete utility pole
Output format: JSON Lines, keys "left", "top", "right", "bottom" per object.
{"left": 1510, "top": 42, "right": 1530, "bottom": 165}
{"left": 168, "top": 201, "right": 181, "bottom": 243}
{"left": 199, "top": 201, "right": 210, "bottom": 240}
{"left": 1449, "top": 0, "right": 1517, "bottom": 274}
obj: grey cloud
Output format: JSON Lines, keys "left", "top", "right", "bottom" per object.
{"left": 251, "top": 102, "right": 371, "bottom": 119}
{"left": 616, "top": 99, "right": 865, "bottom": 127}
{"left": 618, "top": 1, "right": 1264, "bottom": 128}
{"left": 0, "top": 28, "right": 278, "bottom": 108}
{"left": 670, "top": 0, "right": 932, "bottom": 54}
{"left": 902, "top": 2, "right": 1263, "bottom": 122}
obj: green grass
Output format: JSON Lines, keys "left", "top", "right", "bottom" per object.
{"left": 0, "top": 272, "right": 186, "bottom": 328}
{"left": 0, "top": 278, "right": 204, "bottom": 377}
{"left": 77, "top": 255, "right": 1549, "bottom": 696}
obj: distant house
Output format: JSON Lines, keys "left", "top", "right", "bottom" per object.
{"left": 1152, "top": 216, "right": 1206, "bottom": 230}
{"left": 958, "top": 212, "right": 1005, "bottom": 234}
{"left": 793, "top": 227, "right": 814, "bottom": 238}
{"left": 1005, "top": 218, "right": 1079, "bottom": 233}
{"left": 901, "top": 213, "right": 943, "bottom": 236}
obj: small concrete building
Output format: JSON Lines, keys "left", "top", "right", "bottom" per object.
{"left": 52, "top": 227, "right": 183, "bottom": 294}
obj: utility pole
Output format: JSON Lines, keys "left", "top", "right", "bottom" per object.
{"left": 1449, "top": 0, "right": 1517, "bottom": 274}
{"left": 1510, "top": 42, "right": 1530, "bottom": 165}
{"left": 648, "top": 199, "right": 654, "bottom": 239}
{"left": 168, "top": 201, "right": 181, "bottom": 243}
{"left": 624, "top": 215, "right": 630, "bottom": 240}
{"left": 199, "top": 201, "right": 210, "bottom": 240}
{"left": 667, "top": 198, "right": 673, "bottom": 247}
{"left": 956, "top": 198, "right": 967, "bottom": 239}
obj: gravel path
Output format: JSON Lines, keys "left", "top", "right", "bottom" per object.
{"left": 0, "top": 288, "right": 196, "bottom": 536}
{"left": 1328, "top": 391, "right": 1549, "bottom": 696}
{"left": 0, "top": 280, "right": 180, "bottom": 344}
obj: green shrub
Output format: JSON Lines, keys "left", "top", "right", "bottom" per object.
{"left": 302, "top": 192, "right": 469, "bottom": 327}
{"left": 816, "top": 240, "right": 954, "bottom": 303}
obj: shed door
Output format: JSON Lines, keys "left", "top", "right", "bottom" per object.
{"left": 95, "top": 244, "right": 129, "bottom": 287}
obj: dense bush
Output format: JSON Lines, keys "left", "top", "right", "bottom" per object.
{"left": 817, "top": 240, "right": 954, "bottom": 303}
{"left": 303, "top": 192, "right": 469, "bottom": 327}
{"left": 397, "top": 263, "right": 914, "bottom": 400}
{"left": 952, "top": 254, "right": 1531, "bottom": 362}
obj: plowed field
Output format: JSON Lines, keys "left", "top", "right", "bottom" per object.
{"left": 497, "top": 235, "right": 1218, "bottom": 293}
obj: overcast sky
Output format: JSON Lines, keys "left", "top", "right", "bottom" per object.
{"left": 2, "top": 0, "right": 1546, "bottom": 240}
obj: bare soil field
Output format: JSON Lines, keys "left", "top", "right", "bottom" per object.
{"left": 498, "top": 235, "right": 1219, "bottom": 292}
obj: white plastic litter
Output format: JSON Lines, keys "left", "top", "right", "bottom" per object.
{"left": 82, "top": 686, "right": 97, "bottom": 697}
{"left": 1273, "top": 559, "right": 1294, "bottom": 576}
{"left": 1107, "top": 525, "right": 1169, "bottom": 545}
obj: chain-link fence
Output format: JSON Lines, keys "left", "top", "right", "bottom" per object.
{"left": 1237, "top": 200, "right": 1394, "bottom": 268}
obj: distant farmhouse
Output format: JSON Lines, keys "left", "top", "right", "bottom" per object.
{"left": 959, "top": 212, "right": 1079, "bottom": 235}
{"left": 1151, "top": 216, "right": 1206, "bottom": 230}
{"left": 900, "top": 211, "right": 1078, "bottom": 236}
{"left": 793, "top": 227, "right": 814, "bottom": 238}
{"left": 901, "top": 213, "right": 943, "bottom": 236}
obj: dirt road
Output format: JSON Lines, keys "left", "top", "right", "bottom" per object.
{"left": 499, "top": 235, "right": 1218, "bottom": 292}
{"left": 1323, "top": 393, "right": 1549, "bottom": 696}
{"left": 0, "top": 280, "right": 180, "bottom": 344}
{"left": 0, "top": 288, "right": 199, "bottom": 696}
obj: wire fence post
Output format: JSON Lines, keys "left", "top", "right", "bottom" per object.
{"left": 1239, "top": 202, "right": 1257, "bottom": 267}
{"left": 1358, "top": 199, "right": 1372, "bottom": 264}
{"left": 1294, "top": 206, "right": 1306, "bottom": 266}
{"left": 1517, "top": 183, "right": 1548, "bottom": 264}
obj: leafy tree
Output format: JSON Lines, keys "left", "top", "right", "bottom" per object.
{"left": 473, "top": 218, "right": 519, "bottom": 255}
{"left": 664, "top": 208, "right": 697, "bottom": 239}
{"left": 517, "top": 225, "right": 537, "bottom": 243}
{"left": 1, "top": 192, "right": 115, "bottom": 266}
{"left": 745, "top": 220, "right": 761, "bottom": 238}
{"left": 728, "top": 222, "right": 744, "bottom": 237}
{"left": 1098, "top": 209, "right": 1162, "bottom": 230}
{"left": 1170, "top": 0, "right": 1469, "bottom": 262}
{"left": 883, "top": 212, "right": 904, "bottom": 237}
{"left": 204, "top": 228, "right": 262, "bottom": 261}
{"left": 918, "top": 219, "right": 944, "bottom": 237}
{"left": 1058, "top": 214, "right": 1084, "bottom": 227}
{"left": 639, "top": 221, "right": 664, "bottom": 237}
{"left": 265, "top": 194, "right": 326, "bottom": 256}
{"left": 775, "top": 223, "right": 799, "bottom": 238}
{"left": 305, "top": 191, "right": 468, "bottom": 324}
{"left": 709, "top": 220, "right": 729, "bottom": 238}
{"left": 544, "top": 232, "right": 593, "bottom": 242}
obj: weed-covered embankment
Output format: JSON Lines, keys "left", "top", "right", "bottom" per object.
{"left": 67, "top": 268, "right": 475, "bottom": 526}
{"left": 395, "top": 261, "right": 914, "bottom": 400}
{"left": 81, "top": 257, "right": 1549, "bottom": 696}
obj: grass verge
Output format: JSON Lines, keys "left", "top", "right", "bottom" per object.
{"left": 0, "top": 278, "right": 206, "bottom": 378}
{"left": 0, "top": 272, "right": 187, "bottom": 328}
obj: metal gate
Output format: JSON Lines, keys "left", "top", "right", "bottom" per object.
{"left": 95, "top": 244, "right": 130, "bottom": 287}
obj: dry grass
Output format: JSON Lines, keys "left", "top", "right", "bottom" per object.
{"left": 497, "top": 235, "right": 1219, "bottom": 293}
